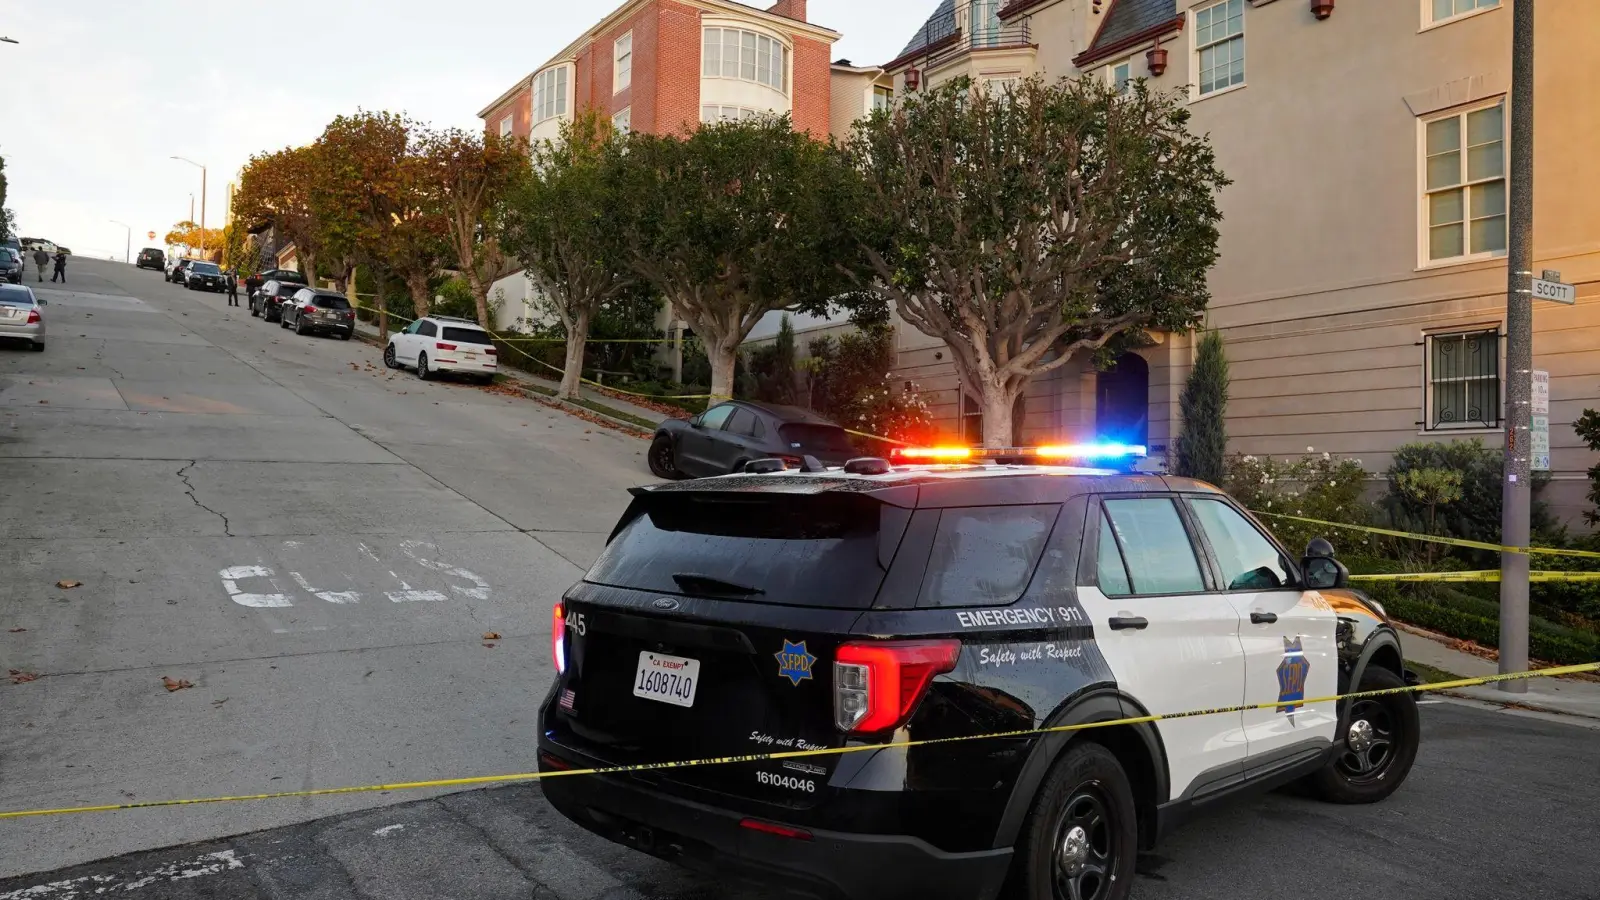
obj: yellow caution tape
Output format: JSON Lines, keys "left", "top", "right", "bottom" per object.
{"left": 3, "top": 662, "right": 1593, "bottom": 822}
{"left": 1250, "top": 511, "right": 1600, "bottom": 561}
{"left": 1351, "top": 570, "right": 1600, "bottom": 583}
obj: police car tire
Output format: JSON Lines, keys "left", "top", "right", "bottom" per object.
{"left": 1011, "top": 741, "right": 1137, "bottom": 900}
{"left": 1307, "top": 665, "right": 1419, "bottom": 805}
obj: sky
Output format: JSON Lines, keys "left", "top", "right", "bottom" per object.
{"left": 0, "top": 0, "right": 930, "bottom": 261}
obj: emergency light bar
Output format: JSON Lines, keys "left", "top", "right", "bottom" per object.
{"left": 890, "top": 443, "right": 1147, "bottom": 463}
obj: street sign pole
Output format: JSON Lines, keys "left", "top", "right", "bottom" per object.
{"left": 1498, "top": 0, "right": 1535, "bottom": 694}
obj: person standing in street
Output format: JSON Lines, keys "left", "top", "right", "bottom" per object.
{"left": 226, "top": 268, "right": 240, "bottom": 306}
{"left": 51, "top": 250, "right": 67, "bottom": 283}
{"left": 31, "top": 247, "right": 49, "bottom": 282}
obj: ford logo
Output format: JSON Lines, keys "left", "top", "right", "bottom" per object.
{"left": 652, "top": 597, "right": 680, "bottom": 611}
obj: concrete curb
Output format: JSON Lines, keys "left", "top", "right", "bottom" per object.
{"left": 1436, "top": 685, "right": 1600, "bottom": 722}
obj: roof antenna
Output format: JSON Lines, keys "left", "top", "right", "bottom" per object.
{"left": 800, "top": 455, "right": 826, "bottom": 473}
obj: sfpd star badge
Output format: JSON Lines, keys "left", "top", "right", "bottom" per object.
{"left": 1276, "top": 636, "right": 1310, "bottom": 719}
{"left": 775, "top": 640, "right": 817, "bottom": 686}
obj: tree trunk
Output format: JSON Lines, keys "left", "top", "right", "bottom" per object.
{"left": 375, "top": 288, "right": 390, "bottom": 343}
{"left": 404, "top": 272, "right": 431, "bottom": 321}
{"left": 471, "top": 277, "right": 492, "bottom": 329}
{"left": 301, "top": 250, "right": 318, "bottom": 288}
{"left": 708, "top": 336, "right": 739, "bottom": 403}
{"left": 559, "top": 310, "right": 591, "bottom": 400}
{"left": 980, "top": 386, "right": 1018, "bottom": 449}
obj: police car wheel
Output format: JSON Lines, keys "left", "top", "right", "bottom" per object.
{"left": 1308, "top": 666, "right": 1419, "bottom": 804}
{"left": 1014, "top": 742, "right": 1137, "bottom": 900}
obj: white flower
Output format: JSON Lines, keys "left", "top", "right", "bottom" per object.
{"left": 1329, "top": 481, "right": 1337, "bottom": 487}
{"left": 1307, "top": 446, "right": 1315, "bottom": 453}
{"left": 1243, "top": 455, "right": 1256, "bottom": 463}
{"left": 1322, "top": 451, "right": 1331, "bottom": 461}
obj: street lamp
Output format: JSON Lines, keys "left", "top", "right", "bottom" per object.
{"left": 1, "top": 37, "right": 19, "bottom": 44}
{"left": 171, "top": 156, "right": 208, "bottom": 259}
{"left": 109, "top": 220, "right": 131, "bottom": 264}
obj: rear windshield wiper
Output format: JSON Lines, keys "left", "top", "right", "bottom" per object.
{"left": 672, "top": 573, "right": 765, "bottom": 597}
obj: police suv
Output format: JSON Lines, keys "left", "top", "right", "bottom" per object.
{"left": 539, "top": 445, "right": 1420, "bottom": 900}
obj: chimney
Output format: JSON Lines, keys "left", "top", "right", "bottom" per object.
{"left": 766, "top": 0, "right": 807, "bottom": 21}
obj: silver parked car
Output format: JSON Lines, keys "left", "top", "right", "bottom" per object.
{"left": 0, "top": 283, "right": 47, "bottom": 351}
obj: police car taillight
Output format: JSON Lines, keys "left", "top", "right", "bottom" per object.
{"left": 834, "top": 640, "right": 960, "bottom": 734}
{"left": 552, "top": 602, "right": 567, "bottom": 674}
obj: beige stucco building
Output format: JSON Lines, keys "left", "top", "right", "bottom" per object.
{"left": 869, "top": 0, "right": 1600, "bottom": 521}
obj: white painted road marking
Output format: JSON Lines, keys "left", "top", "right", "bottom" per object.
{"left": 219, "top": 565, "right": 292, "bottom": 609}
{"left": 0, "top": 849, "right": 245, "bottom": 899}
{"left": 372, "top": 824, "right": 407, "bottom": 837}
{"left": 289, "top": 571, "right": 362, "bottom": 605}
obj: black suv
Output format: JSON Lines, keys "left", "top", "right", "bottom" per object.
{"left": 539, "top": 447, "right": 1419, "bottom": 900}
{"left": 136, "top": 248, "right": 166, "bottom": 271}
{"left": 252, "top": 279, "right": 304, "bottom": 323}
{"left": 185, "top": 261, "right": 226, "bottom": 292}
{"left": 648, "top": 401, "right": 859, "bottom": 479}
{"left": 244, "top": 268, "right": 306, "bottom": 301}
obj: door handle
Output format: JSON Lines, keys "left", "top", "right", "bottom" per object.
{"left": 1250, "top": 611, "right": 1279, "bottom": 625}
{"left": 1108, "top": 616, "right": 1149, "bottom": 631}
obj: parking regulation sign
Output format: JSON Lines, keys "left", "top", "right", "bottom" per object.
{"left": 1532, "top": 416, "right": 1551, "bottom": 471}
{"left": 1532, "top": 370, "right": 1550, "bottom": 415}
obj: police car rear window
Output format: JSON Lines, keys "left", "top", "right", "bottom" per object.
{"left": 586, "top": 493, "right": 901, "bottom": 609}
{"left": 916, "top": 504, "right": 1059, "bottom": 608}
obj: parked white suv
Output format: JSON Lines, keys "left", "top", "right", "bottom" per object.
{"left": 383, "top": 316, "right": 498, "bottom": 383}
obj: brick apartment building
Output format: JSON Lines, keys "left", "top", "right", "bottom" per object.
{"left": 477, "top": 0, "right": 840, "bottom": 334}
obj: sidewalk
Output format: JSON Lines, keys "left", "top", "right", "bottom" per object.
{"left": 1396, "top": 622, "right": 1600, "bottom": 720}
{"left": 352, "top": 319, "right": 669, "bottom": 432}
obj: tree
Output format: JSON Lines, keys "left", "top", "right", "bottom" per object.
{"left": 313, "top": 111, "right": 450, "bottom": 337}
{"left": 1574, "top": 410, "right": 1600, "bottom": 525}
{"left": 233, "top": 146, "right": 324, "bottom": 282}
{"left": 499, "top": 111, "right": 634, "bottom": 399}
{"left": 418, "top": 126, "right": 529, "bottom": 329}
{"left": 0, "top": 153, "right": 10, "bottom": 240}
{"left": 615, "top": 115, "right": 864, "bottom": 401}
{"left": 164, "top": 221, "right": 226, "bottom": 259}
{"left": 1175, "top": 329, "right": 1229, "bottom": 484}
{"left": 847, "top": 76, "right": 1228, "bottom": 447}
{"left": 743, "top": 314, "right": 799, "bottom": 404}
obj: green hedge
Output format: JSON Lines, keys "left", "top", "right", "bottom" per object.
{"left": 1385, "top": 597, "right": 1600, "bottom": 666}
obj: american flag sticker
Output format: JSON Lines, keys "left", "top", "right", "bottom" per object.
{"left": 559, "top": 689, "right": 576, "bottom": 711}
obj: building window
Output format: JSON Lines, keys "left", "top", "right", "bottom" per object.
{"left": 1109, "top": 59, "right": 1133, "bottom": 95}
{"left": 613, "top": 107, "right": 631, "bottom": 135}
{"left": 499, "top": 115, "right": 514, "bottom": 138}
{"left": 702, "top": 27, "right": 788, "bottom": 93}
{"left": 1195, "top": 0, "right": 1245, "bottom": 96}
{"left": 701, "top": 105, "right": 763, "bottom": 123}
{"left": 1429, "top": 0, "right": 1499, "bottom": 26}
{"left": 1423, "top": 101, "right": 1506, "bottom": 263}
{"left": 970, "top": 0, "right": 1002, "bottom": 49}
{"left": 614, "top": 32, "right": 633, "bottom": 93}
{"left": 534, "top": 66, "right": 569, "bottom": 123}
{"left": 872, "top": 85, "right": 894, "bottom": 112}
{"left": 983, "top": 76, "right": 1018, "bottom": 96}
{"left": 1424, "top": 329, "right": 1500, "bottom": 430}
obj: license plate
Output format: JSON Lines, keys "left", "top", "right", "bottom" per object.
{"left": 463, "top": 352, "right": 477, "bottom": 360}
{"left": 632, "top": 651, "right": 699, "bottom": 708}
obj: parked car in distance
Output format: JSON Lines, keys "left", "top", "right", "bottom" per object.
{"left": 185, "top": 261, "right": 226, "bottom": 292}
{"left": 1, "top": 248, "right": 23, "bottom": 284}
{"left": 56, "top": 247, "right": 72, "bottom": 256}
{"left": 382, "top": 315, "right": 497, "bottom": 383}
{"left": 281, "top": 288, "right": 355, "bottom": 340}
{"left": 244, "top": 268, "right": 306, "bottom": 300}
{"left": 135, "top": 248, "right": 166, "bottom": 271}
{"left": 2, "top": 238, "right": 23, "bottom": 264}
{"left": 0, "top": 283, "right": 47, "bottom": 351}
{"left": 167, "top": 259, "right": 196, "bottom": 283}
{"left": 647, "top": 401, "right": 859, "bottom": 479}
{"left": 252, "top": 279, "right": 305, "bottom": 323}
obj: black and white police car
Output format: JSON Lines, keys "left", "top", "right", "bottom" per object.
{"left": 539, "top": 444, "right": 1420, "bottom": 900}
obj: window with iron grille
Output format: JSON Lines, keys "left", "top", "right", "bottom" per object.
{"left": 1424, "top": 329, "right": 1500, "bottom": 430}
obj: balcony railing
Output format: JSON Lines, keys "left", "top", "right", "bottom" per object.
{"left": 902, "top": 3, "right": 1033, "bottom": 71}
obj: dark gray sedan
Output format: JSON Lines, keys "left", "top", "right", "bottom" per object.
{"left": 647, "top": 400, "right": 859, "bottom": 479}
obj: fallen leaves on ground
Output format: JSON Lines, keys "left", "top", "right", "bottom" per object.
{"left": 9, "top": 670, "right": 39, "bottom": 685}
{"left": 483, "top": 643, "right": 497, "bottom": 649}
{"left": 483, "top": 632, "right": 502, "bottom": 641}
{"left": 8, "top": 627, "right": 26, "bottom": 633}
{"left": 56, "top": 580, "right": 82, "bottom": 589}
{"left": 162, "top": 676, "right": 194, "bottom": 692}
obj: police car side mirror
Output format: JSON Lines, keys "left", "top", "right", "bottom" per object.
{"left": 1303, "top": 556, "right": 1349, "bottom": 591}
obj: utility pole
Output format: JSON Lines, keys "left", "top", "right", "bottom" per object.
{"left": 172, "top": 156, "right": 208, "bottom": 259}
{"left": 109, "top": 220, "right": 131, "bottom": 264}
{"left": 1498, "top": 0, "right": 1535, "bottom": 693}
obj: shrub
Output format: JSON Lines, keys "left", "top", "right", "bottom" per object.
{"left": 1175, "top": 330, "right": 1228, "bottom": 485}
{"left": 1575, "top": 408, "right": 1600, "bottom": 525}
{"left": 804, "top": 326, "right": 934, "bottom": 449}
{"left": 1381, "top": 439, "right": 1554, "bottom": 564}
{"left": 741, "top": 315, "right": 799, "bottom": 405}
{"left": 1383, "top": 596, "right": 1599, "bottom": 666}
{"left": 1224, "top": 451, "right": 1374, "bottom": 555}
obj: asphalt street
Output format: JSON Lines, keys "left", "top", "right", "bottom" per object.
{"left": 4, "top": 260, "right": 1600, "bottom": 900}
{"left": 0, "top": 258, "right": 654, "bottom": 878}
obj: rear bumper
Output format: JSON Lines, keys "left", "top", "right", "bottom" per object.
{"left": 538, "top": 738, "right": 1010, "bottom": 900}
{"left": 301, "top": 319, "right": 353, "bottom": 335}
{"left": 0, "top": 322, "right": 44, "bottom": 343}
{"left": 433, "top": 356, "right": 497, "bottom": 375}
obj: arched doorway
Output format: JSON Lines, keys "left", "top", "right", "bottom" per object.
{"left": 1096, "top": 353, "right": 1149, "bottom": 448}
